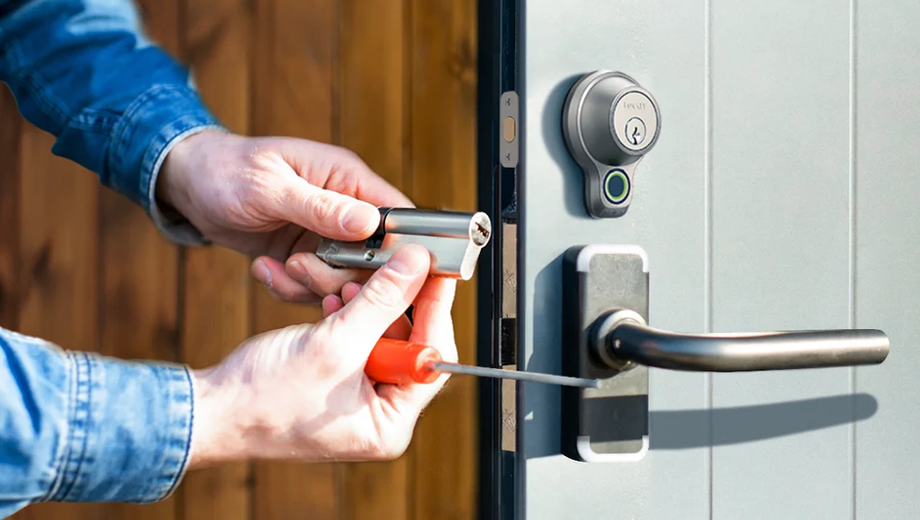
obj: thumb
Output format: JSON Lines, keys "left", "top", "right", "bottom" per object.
{"left": 274, "top": 176, "right": 380, "bottom": 240}
{"left": 333, "top": 244, "right": 431, "bottom": 352}
{"left": 376, "top": 277, "right": 458, "bottom": 412}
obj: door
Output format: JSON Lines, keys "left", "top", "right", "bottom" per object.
{"left": 482, "top": 1, "right": 920, "bottom": 518}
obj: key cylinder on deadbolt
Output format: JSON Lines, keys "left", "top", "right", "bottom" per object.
{"left": 562, "top": 71, "right": 661, "bottom": 218}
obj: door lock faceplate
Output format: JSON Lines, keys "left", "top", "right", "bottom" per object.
{"left": 562, "top": 71, "right": 661, "bottom": 218}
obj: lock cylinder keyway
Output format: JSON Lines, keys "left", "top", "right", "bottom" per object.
{"left": 562, "top": 71, "right": 661, "bottom": 218}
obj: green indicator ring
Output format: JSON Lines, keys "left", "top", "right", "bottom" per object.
{"left": 603, "top": 169, "right": 630, "bottom": 204}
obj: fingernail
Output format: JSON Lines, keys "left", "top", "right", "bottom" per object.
{"left": 387, "top": 245, "right": 427, "bottom": 276}
{"left": 321, "top": 295, "right": 338, "bottom": 315}
{"left": 341, "top": 203, "right": 378, "bottom": 234}
{"left": 254, "top": 260, "right": 272, "bottom": 288}
{"left": 289, "top": 260, "right": 307, "bottom": 279}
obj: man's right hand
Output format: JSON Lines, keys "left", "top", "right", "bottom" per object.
{"left": 186, "top": 244, "right": 457, "bottom": 465}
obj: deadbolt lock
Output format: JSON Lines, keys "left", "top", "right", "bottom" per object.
{"left": 562, "top": 71, "right": 661, "bottom": 218}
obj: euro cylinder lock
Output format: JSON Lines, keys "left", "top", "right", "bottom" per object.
{"left": 562, "top": 71, "right": 661, "bottom": 218}
{"left": 316, "top": 208, "right": 492, "bottom": 280}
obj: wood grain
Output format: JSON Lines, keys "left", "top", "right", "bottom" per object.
{"left": 180, "top": 0, "right": 254, "bottom": 518}
{"left": 407, "top": 0, "right": 479, "bottom": 518}
{"left": 337, "top": 1, "right": 410, "bottom": 518}
{"left": 250, "top": 0, "right": 338, "bottom": 518}
{"left": 17, "top": 127, "right": 99, "bottom": 353}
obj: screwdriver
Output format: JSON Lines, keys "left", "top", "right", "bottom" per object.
{"left": 367, "top": 338, "right": 600, "bottom": 388}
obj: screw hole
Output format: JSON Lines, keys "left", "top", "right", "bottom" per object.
{"left": 364, "top": 250, "right": 375, "bottom": 262}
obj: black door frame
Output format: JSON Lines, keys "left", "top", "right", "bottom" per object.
{"left": 476, "top": 0, "right": 520, "bottom": 518}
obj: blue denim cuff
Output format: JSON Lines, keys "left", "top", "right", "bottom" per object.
{"left": 107, "top": 84, "right": 224, "bottom": 246}
{"left": 46, "top": 352, "right": 194, "bottom": 504}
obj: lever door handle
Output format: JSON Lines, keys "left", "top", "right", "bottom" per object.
{"left": 561, "top": 246, "right": 891, "bottom": 461}
{"left": 592, "top": 309, "right": 890, "bottom": 372}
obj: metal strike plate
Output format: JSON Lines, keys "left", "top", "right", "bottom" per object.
{"left": 500, "top": 91, "right": 519, "bottom": 168}
{"left": 561, "top": 244, "right": 649, "bottom": 461}
{"left": 562, "top": 71, "right": 661, "bottom": 219}
{"left": 316, "top": 208, "right": 492, "bottom": 280}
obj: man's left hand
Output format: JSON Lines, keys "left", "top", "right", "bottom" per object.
{"left": 156, "top": 130, "right": 413, "bottom": 304}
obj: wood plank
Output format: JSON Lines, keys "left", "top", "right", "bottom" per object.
{"left": 407, "top": 0, "right": 478, "bottom": 518}
{"left": 250, "top": 0, "right": 338, "bottom": 518}
{"left": 179, "top": 0, "right": 253, "bottom": 518}
{"left": 337, "top": 0, "right": 409, "bottom": 518}
{"left": 179, "top": 248, "right": 251, "bottom": 520}
{"left": 12, "top": 125, "right": 103, "bottom": 520}
{"left": 96, "top": 2, "right": 183, "bottom": 519}
{"left": 0, "top": 87, "right": 20, "bottom": 332}
{"left": 97, "top": 192, "right": 181, "bottom": 520}
{"left": 98, "top": 188, "right": 180, "bottom": 520}
{"left": 16, "top": 130, "right": 99, "bottom": 355}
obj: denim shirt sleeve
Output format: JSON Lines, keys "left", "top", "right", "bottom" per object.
{"left": 0, "top": 0, "right": 225, "bottom": 245}
{"left": 0, "top": 327, "right": 195, "bottom": 517}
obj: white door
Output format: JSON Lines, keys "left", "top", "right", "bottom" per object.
{"left": 512, "top": 1, "right": 920, "bottom": 518}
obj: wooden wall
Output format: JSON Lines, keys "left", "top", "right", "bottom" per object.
{"left": 0, "top": 0, "right": 478, "bottom": 518}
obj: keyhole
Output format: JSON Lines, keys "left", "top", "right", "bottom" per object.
{"left": 624, "top": 117, "right": 646, "bottom": 148}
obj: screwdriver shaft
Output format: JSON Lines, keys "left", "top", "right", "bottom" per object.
{"left": 430, "top": 362, "right": 600, "bottom": 388}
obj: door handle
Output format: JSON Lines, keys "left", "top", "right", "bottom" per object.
{"left": 561, "top": 245, "right": 892, "bottom": 461}
{"left": 591, "top": 309, "right": 890, "bottom": 373}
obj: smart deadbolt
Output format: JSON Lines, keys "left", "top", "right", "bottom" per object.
{"left": 562, "top": 71, "right": 661, "bottom": 218}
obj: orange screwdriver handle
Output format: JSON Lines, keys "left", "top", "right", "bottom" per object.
{"left": 366, "top": 338, "right": 443, "bottom": 385}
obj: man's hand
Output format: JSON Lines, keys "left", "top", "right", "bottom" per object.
{"left": 188, "top": 245, "right": 457, "bottom": 465}
{"left": 157, "top": 130, "right": 414, "bottom": 303}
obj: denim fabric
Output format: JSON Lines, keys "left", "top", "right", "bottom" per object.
{"left": 0, "top": 328, "right": 195, "bottom": 517}
{"left": 0, "top": 0, "right": 226, "bottom": 245}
